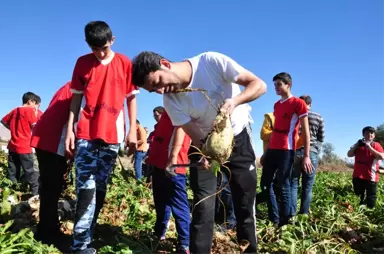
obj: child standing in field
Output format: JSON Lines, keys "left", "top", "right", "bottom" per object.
{"left": 1, "top": 92, "right": 40, "bottom": 197}
{"left": 262, "top": 72, "right": 313, "bottom": 227}
{"left": 146, "top": 110, "right": 191, "bottom": 254}
{"left": 347, "top": 126, "right": 384, "bottom": 208}
{"left": 64, "top": 21, "right": 139, "bottom": 254}
{"left": 30, "top": 82, "right": 73, "bottom": 246}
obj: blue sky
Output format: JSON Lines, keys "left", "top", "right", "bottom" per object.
{"left": 0, "top": 0, "right": 383, "bottom": 159}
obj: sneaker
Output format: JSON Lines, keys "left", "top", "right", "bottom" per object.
{"left": 72, "top": 248, "right": 96, "bottom": 254}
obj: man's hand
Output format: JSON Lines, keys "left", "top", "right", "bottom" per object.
{"left": 198, "top": 156, "right": 211, "bottom": 171}
{"left": 125, "top": 130, "right": 137, "bottom": 153}
{"left": 165, "top": 155, "right": 179, "bottom": 177}
{"left": 302, "top": 156, "right": 314, "bottom": 174}
{"left": 220, "top": 98, "right": 237, "bottom": 116}
{"left": 65, "top": 130, "right": 76, "bottom": 158}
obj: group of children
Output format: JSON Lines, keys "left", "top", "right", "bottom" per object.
{"left": 2, "top": 19, "right": 383, "bottom": 254}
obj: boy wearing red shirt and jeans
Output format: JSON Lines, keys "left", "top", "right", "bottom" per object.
{"left": 262, "top": 72, "right": 313, "bottom": 227}
{"left": 347, "top": 126, "right": 384, "bottom": 208}
{"left": 31, "top": 82, "right": 73, "bottom": 245}
{"left": 1, "top": 92, "right": 40, "bottom": 196}
{"left": 65, "top": 21, "right": 138, "bottom": 254}
{"left": 146, "top": 110, "right": 191, "bottom": 254}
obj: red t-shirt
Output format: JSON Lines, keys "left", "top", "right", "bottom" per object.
{"left": 353, "top": 142, "right": 384, "bottom": 182}
{"left": 70, "top": 52, "right": 138, "bottom": 144}
{"left": 269, "top": 96, "right": 308, "bottom": 150}
{"left": 37, "top": 109, "right": 43, "bottom": 120}
{"left": 1, "top": 107, "right": 38, "bottom": 154}
{"left": 31, "top": 82, "right": 72, "bottom": 157}
{"left": 146, "top": 111, "right": 191, "bottom": 174}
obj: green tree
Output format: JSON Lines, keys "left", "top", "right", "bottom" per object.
{"left": 375, "top": 123, "right": 384, "bottom": 147}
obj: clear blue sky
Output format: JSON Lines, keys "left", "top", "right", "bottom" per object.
{"left": 0, "top": 0, "right": 383, "bottom": 159}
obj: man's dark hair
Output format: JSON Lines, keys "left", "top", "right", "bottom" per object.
{"left": 132, "top": 51, "right": 169, "bottom": 87}
{"left": 273, "top": 72, "right": 292, "bottom": 84}
{"left": 22, "top": 92, "right": 38, "bottom": 104}
{"left": 153, "top": 106, "right": 165, "bottom": 114}
{"left": 299, "top": 95, "right": 312, "bottom": 106}
{"left": 362, "top": 126, "right": 375, "bottom": 135}
{"left": 136, "top": 119, "right": 140, "bottom": 125}
{"left": 85, "top": 21, "right": 113, "bottom": 48}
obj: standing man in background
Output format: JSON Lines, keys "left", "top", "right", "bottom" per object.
{"left": 134, "top": 120, "right": 148, "bottom": 180}
{"left": 291, "top": 95, "right": 325, "bottom": 216}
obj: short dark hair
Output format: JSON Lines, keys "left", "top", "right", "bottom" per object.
{"left": 153, "top": 106, "right": 164, "bottom": 114}
{"left": 34, "top": 94, "right": 41, "bottom": 104}
{"left": 85, "top": 21, "right": 113, "bottom": 48}
{"left": 22, "top": 92, "right": 38, "bottom": 104}
{"left": 362, "top": 126, "right": 375, "bottom": 135}
{"left": 136, "top": 119, "right": 140, "bottom": 125}
{"left": 299, "top": 95, "right": 312, "bottom": 105}
{"left": 273, "top": 72, "right": 292, "bottom": 84}
{"left": 132, "top": 51, "right": 168, "bottom": 87}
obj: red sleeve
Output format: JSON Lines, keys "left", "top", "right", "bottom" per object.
{"left": 71, "top": 57, "right": 88, "bottom": 94}
{"left": 29, "top": 108, "right": 38, "bottom": 127}
{"left": 125, "top": 59, "right": 139, "bottom": 98}
{"left": 295, "top": 99, "right": 308, "bottom": 118}
{"left": 1, "top": 110, "right": 13, "bottom": 126}
{"left": 374, "top": 142, "right": 384, "bottom": 153}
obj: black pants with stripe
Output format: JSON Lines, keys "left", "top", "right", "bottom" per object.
{"left": 352, "top": 177, "right": 377, "bottom": 208}
{"left": 189, "top": 126, "right": 257, "bottom": 253}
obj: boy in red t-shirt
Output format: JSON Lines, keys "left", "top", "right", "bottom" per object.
{"left": 347, "top": 126, "right": 384, "bottom": 208}
{"left": 1, "top": 92, "right": 40, "bottom": 196}
{"left": 262, "top": 72, "right": 313, "bottom": 227}
{"left": 30, "top": 82, "right": 73, "bottom": 245}
{"left": 64, "top": 21, "right": 139, "bottom": 254}
{"left": 146, "top": 110, "right": 191, "bottom": 254}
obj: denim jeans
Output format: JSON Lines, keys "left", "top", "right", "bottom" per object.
{"left": 291, "top": 149, "right": 319, "bottom": 216}
{"left": 134, "top": 151, "right": 146, "bottom": 180}
{"left": 262, "top": 149, "right": 295, "bottom": 225}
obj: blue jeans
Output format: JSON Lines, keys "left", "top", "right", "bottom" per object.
{"left": 291, "top": 149, "right": 319, "bottom": 215}
{"left": 262, "top": 149, "right": 295, "bottom": 225}
{"left": 152, "top": 167, "right": 190, "bottom": 247}
{"left": 215, "top": 172, "right": 236, "bottom": 229}
{"left": 134, "top": 151, "right": 146, "bottom": 180}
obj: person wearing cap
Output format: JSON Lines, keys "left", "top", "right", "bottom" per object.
{"left": 347, "top": 126, "right": 384, "bottom": 208}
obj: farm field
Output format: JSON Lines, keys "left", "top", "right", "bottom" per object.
{"left": 0, "top": 151, "right": 383, "bottom": 254}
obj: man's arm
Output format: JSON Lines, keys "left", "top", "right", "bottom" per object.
{"left": 367, "top": 143, "right": 384, "bottom": 160}
{"left": 1, "top": 120, "right": 10, "bottom": 130}
{"left": 65, "top": 94, "right": 83, "bottom": 155}
{"left": 169, "top": 127, "right": 186, "bottom": 160}
{"left": 232, "top": 71, "right": 267, "bottom": 107}
{"left": 300, "top": 116, "right": 311, "bottom": 158}
{"left": 208, "top": 53, "right": 267, "bottom": 114}
{"left": 126, "top": 95, "right": 137, "bottom": 148}
{"left": 317, "top": 116, "right": 325, "bottom": 143}
{"left": 347, "top": 143, "right": 358, "bottom": 157}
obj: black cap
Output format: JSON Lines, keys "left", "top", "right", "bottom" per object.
{"left": 362, "top": 126, "right": 375, "bottom": 134}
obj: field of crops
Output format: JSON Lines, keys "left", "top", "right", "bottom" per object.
{"left": 0, "top": 150, "right": 383, "bottom": 254}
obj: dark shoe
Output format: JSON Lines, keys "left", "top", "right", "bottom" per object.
{"left": 72, "top": 248, "right": 97, "bottom": 254}
{"left": 173, "top": 245, "right": 190, "bottom": 254}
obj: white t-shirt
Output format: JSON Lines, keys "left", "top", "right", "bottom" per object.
{"left": 163, "top": 52, "right": 252, "bottom": 137}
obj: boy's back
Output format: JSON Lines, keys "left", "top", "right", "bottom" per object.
{"left": 2, "top": 106, "right": 37, "bottom": 154}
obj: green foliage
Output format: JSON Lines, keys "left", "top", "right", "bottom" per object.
{"left": 320, "top": 142, "right": 346, "bottom": 166}
{"left": 375, "top": 123, "right": 384, "bottom": 148}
